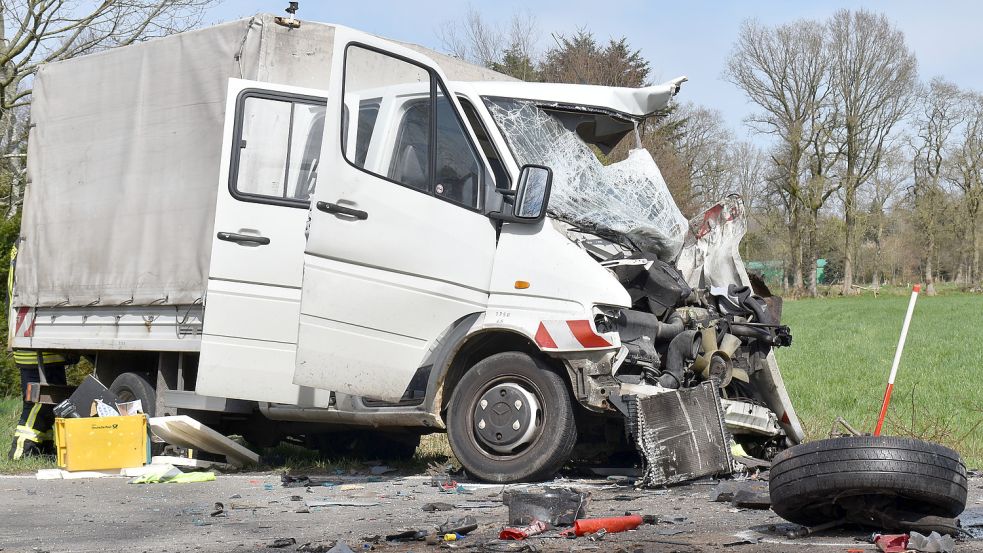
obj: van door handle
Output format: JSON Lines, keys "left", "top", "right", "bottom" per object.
{"left": 217, "top": 232, "right": 270, "bottom": 245}
{"left": 317, "top": 201, "right": 368, "bottom": 220}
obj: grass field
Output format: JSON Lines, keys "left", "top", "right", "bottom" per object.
{"left": 1, "top": 292, "right": 980, "bottom": 473}
{"left": 776, "top": 291, "right": 983, "bottom": 468}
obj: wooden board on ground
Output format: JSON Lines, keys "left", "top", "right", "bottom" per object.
{"left": 149, "top": 415, "right": 258, "bottom": 467}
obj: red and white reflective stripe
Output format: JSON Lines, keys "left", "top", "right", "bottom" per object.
{"left": 535, "top": 320, "right": 612, "bottom": 350}
{"left": 14, "top": 307, "right": 35, "bottom": 338}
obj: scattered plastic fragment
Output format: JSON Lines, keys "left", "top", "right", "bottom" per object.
{"left": 569, "top": 515, "right": 643, "bottom": 537}
{"left": 369, "top": 465, "right": 395, "bottom": 476}
{"left": 439, "top": 480, "right": 459, "bottom": 491}
{"left": 422, "top": 502, "right": 454, "bottom": 512}
{"left": 722, "top": 537, "right": 759, "bottom": 547}
{"left": 500, "top": 520, "right": 547, "bottom": 540}
{"left": 908, "top": 531, "right": 955, "bottom": 553}
{"left": 269, "top": 537, "right": 296, "bottom": 548}
{"left": 338, "top": 484, "right": 364, "bottom": 491}
{"left": 438, "top": 515, "right": 478, "bottom": 536}
{"left": 385, "top": 529, "right": 428, "bottom": 542}
{"left": 730, "top": 488, "right": 771, "bottom": 509}
{"left": 873, "top": 534, "right": 909, "bottom": 553}
{"left": 296, "top": 542, "right": 335, "bottom": 553}
{"left": 209, "top": 502, "right": 225, "bottom": 517}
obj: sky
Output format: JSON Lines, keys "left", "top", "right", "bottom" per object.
{"left": 203, "top": 1, "right": 983, "bottom": 141}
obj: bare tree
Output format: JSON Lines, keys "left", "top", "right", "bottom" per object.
{"left": 436, "top": 6, "right": 539, "bottom": 80}
{"left": 865, "top": 149, "right": 908, "bottom": 289}
{"left": 909, "top": 78, "right": 963, "bottom": 295}
{"left": 666, "top": 102, "right": 733, "bottom": 205}
{"left": 724, "top": 18, "right": 833, "bottom": 292}
{"left": 727, "top": 140, "right": 767, "bottom": 214}
{"left": 828, "top": 9, "right": 917, "bottom": 294}
{"left": 801, "top": 93, "right": 842, "bottom": 296}
{"left": 436, "top": 5, "right": 504, "bottom": 68}
{"left": 0, "top": 0, "right": 217, "bottom": 212}
{"left": 945, "top": 91, "right": 983, "bottom": 288}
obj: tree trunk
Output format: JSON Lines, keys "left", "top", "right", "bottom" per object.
{"left": 842, "top": 184, "right": 856, "bottom": 295}
{"left": 808, "top": 209, "right": 819, "bottom": 297}
{"left": 870, "top": 215, "right": 883, "bottom": 289}
{"left": 788, "top": 205, "right": 804, "bottom": 293}
{"left": 971, "top": 216, "right": 980, "bottom": 290}
{"left": 925, "top": 234, "right": 937, "bottom": 296}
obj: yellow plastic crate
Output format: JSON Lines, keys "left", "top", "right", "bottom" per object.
{"left": 55, "top": 415, "right": 148, "bottom": 471}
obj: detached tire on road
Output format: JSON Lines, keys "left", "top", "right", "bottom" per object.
{"left": 447, "top": 352, "right": 576, "bottom": 483}
{"left": 770, "top": 436, "right": 967, "bottom": 527}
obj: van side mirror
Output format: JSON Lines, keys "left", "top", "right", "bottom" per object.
{"left": 490, "top": 164, "right": 552, "bottom": 224}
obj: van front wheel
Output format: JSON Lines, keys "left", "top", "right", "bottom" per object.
{"left": 446, "top": 352, "right": 576, "bottom": 483}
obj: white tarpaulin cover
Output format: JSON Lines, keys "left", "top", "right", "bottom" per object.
{"left": 18, "top": 16, "right": 512, "bottom": 307}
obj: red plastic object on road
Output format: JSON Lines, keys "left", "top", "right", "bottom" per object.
{"left": 873, "top": 533, "right": 909, "bottom": 553}
{"left": 499, "top": 520, "right": 548, "bottom": 540}
{"left": 570, "top": 515, "right": 643, "bottom": 536}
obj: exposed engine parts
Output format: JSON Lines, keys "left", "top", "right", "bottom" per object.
{"left": 595, "top": 256, "right": 792, "bottom": 397}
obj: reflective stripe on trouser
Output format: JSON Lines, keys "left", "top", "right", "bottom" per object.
{"left": 11, "top": 411, "right": 43, "bottom": 460}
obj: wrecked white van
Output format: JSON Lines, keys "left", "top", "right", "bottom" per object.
{"left": 11, "top": 15, "right": 803, "bottom": 481}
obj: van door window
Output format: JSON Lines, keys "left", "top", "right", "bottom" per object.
{"left": 232, "top": 92, "right": 327, "bottom": 206}
{"left": 434, "top": 87, "right": 483, "bottom": 208}
{"left": 342, "top": 44, "right": 485, "bottom": 210}
{"left": 459, "top": 97, "right": 509, "bottom": 190}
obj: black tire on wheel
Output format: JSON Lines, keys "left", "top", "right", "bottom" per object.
{"left": 446, "top": 351, "right": 576, "bottom": 483}
{"left": 109, "top": 372, "right": 157, "bottom": 417}
{"left": 769, "top": 436, "right": 968, "bottom": 527}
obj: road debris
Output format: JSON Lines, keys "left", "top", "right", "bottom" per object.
{"left": 295, "top": 542, "right": 336, "bottom": 553}
{"left": 422, "top": 502, "right": 455, "bottom": 512}
{"left": 148, "top": 415, "right": 259, "bottom": 467}
{"left": 385, "top": 529, "right": 428, "bottom": 542}
{"left": 567, "top": 514, "right": 646, "bottom": 537}
{"left": 304, "top": 500, "right": 379, "bottom": 508}
{"left": 500, "top": 520, "right": 547, "bottom": 540}
{"left": 731, "top": 487, "right": 771, "bottom": 509}
{"left": 873, "top": 533, "right": 908, "bottom": 553}
{"left": 503, "top": 487, "right": 589, "bottom": 526}
{"left": 907, "top": 531, "right": 955, "bottom": 553}
{"left": 209, "top": 502, "right": 225, "bottom": 517}
{"left": 268, "top": 537, "right": 296, "bottom": 548}
{"left": 281, "top": 474, "right": 342, "bottom": 488}
{"left": 438, "top": 515, "right": 478, "bottom": 536}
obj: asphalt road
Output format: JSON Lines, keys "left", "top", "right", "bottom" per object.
{"left": 0, "top": 471, "right": 980, "bottom": 552}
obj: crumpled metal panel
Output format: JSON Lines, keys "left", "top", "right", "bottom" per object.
{"left": 635, "top": 381, "right": 733, "bottom": 486}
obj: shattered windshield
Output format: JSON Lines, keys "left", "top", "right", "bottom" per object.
{"left": 483, "top": 97, "right": 689, "bottom": 260}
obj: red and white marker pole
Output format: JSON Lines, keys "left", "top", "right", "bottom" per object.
{"left": 873, "top": 284, "right": 921, "bottom": 436}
